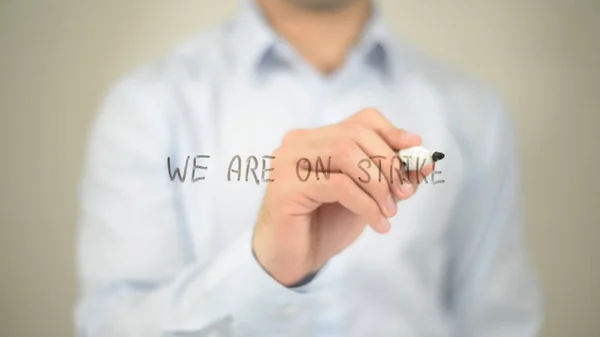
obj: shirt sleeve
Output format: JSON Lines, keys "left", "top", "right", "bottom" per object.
{"left": 75, "top": 75, "right": 313, "bottom": 337}
{"left": 448, "top": 96, "right": 543, "bottom": 336}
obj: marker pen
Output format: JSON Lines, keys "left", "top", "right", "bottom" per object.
{"left": 397, "top": 146, "right": 445, "bottom": 171}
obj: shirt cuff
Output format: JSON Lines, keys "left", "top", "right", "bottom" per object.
{"left": 163, "top": 228, "right": 314, "bottom": 333}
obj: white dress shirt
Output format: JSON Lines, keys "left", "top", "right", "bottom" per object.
{"left": 75, "top": 1, "right": 542, "bottom": 336}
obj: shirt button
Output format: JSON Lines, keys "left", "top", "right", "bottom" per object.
{"left": 282, "top": 304, "right": 299, "bottom": 316}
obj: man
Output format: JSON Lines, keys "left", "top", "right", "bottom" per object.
{"left": 75, "top": 0, "right": 542, "bottom": 336}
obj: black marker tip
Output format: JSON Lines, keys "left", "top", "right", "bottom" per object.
{"left": 432, "top": 152, "right": 445, "bottom": 162}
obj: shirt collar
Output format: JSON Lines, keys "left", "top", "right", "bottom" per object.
{"left": 230, "top": 0, "right": 278, "bottom": 78}
{"left": 355, "top": 4, "right": 394, "bottom": 80}
{"left": 231, "top": 0, "right": 395, "bottom": 82}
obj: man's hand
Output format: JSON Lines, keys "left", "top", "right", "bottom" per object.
{"left": 252, "top": 108, "right": 433, "bottom": 286}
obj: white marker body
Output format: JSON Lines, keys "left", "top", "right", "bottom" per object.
{"left": 398, "top": 146, "right": 434, "bottom": 171}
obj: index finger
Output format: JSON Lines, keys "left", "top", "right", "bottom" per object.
{"left": 344, "top": 107, "right": 422, "bottom": 150}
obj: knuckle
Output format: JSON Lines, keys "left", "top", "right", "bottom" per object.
{"left": 270, "top": 148, "right": 297, "bottom": 172}
{"left": 277, "top": 202, "right": 298, "bottom": 217}
{"left": 271, "top": 146, "right": 286, "bottom": 159}
{"left": 364, "top": 177, "right": 390, "bottom": 201}
{"left": 282, "top": 128, "right": 307, "bottom": 145}
{"left": 345, "top": 122, "right": 367, "bottom": 137}
{"left": 335, "top": 175, "right": 354, "bottom": 194}
{"left": 333, "top": 138, "right": 357, "bottom": 157}
{"left": 374, "top": 184, "right": 391, "bottom": 202}
{"left": 359, "top": 107, "right": 382, "bottom": 119}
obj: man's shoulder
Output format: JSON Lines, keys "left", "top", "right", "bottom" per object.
{"left": 390, "top": 39, "right": 515, "bottom": 163}
{"left": 108, "top": 22, "right": 231, "bottom": 95}
{"left": 391, "top": 39, "right": 502, "bottom": 110}
{"left": 94, "top": 23, "right": 233, "bottom": 135}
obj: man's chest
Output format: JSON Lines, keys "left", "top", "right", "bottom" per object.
{"left": 174, "top": 75, "right": 465, "bottom": 286}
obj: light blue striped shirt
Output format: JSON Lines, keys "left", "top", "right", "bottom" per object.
{"left": 76, "top": 1, "right": 542, "bottom": 336}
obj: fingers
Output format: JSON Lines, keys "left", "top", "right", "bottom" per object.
{"left": 344, "top": 107, "right": 422, "bottom": 150}
{"left": 341, "top": 108, "right": 424, "bottom": 199}
{"left": 398, "top": 162, "right": 436, "bottom": 199}
{"left": 299, "top": 172, "right": 391, "bottom": 233}
{"left": 281, "top": 141, "right": 397, "bottom": 219}
{"left": 273, "top": 108, "right": 431, "bottom": 233}
{"left": 330, "top": 123, "right": 412, "bottom": 200}
{"left": 281, "top": 119, "right": 417, "bottom": 202}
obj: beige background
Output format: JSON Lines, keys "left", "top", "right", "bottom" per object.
{"left": 1, "top": 0, "right": 599, "bottom": 336}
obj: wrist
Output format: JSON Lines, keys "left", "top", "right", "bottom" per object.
{"left": 252, "top": 227, "right": 315, "bottom": 287}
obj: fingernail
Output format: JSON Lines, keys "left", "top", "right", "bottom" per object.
{"left": 404, "top": 133, "right": 421, "bottom": 144}
{"left": 392, "top": 184, "right": 403, "bottom": 198}
{"left": 398, "top": 180, "right": 414, "bottom": 196}
{"left": 394, "top": 178, "right": 404, "bottom": 197}
{"left": 380, "top": 216, "right": 391, "bottom": 232}
{"left": 393, "top": 176, "right": 409, "bottom": 197}
{"left": 385, "top": 195, "right": 397, "bottom": 216}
